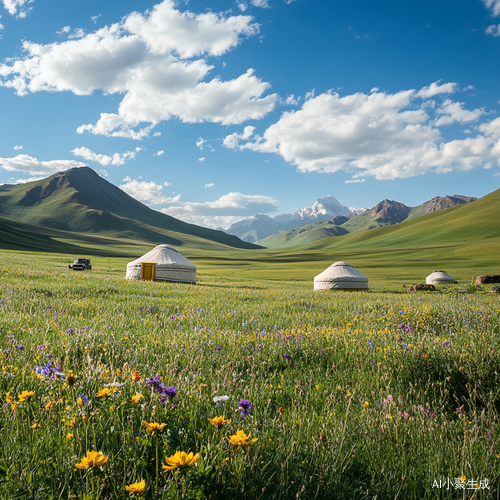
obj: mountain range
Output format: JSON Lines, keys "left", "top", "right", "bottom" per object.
{"left": 225, "top": 196, "right": 366, "bottom": 242}
{"left": 259, "top": 195, "right": 477, "bottom": 248}
{"left": 0, "top": 167, "right": 257, "bottom": 252}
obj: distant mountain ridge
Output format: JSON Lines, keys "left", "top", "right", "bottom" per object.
{"left": 226, "top": 195, "right": 366, "bottom": 242}
{"left": 259, "top": 194, "right": 478, "bottom": 248}
{"left": 0, "top": 167, "right": 257, "bottom": 250}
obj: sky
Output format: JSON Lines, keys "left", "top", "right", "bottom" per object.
{"left": 1, "top": 0, "right": 500, "bottom": 229}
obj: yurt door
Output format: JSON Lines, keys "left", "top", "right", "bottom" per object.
{"left": 141, "top": 262, "right": 156, "bottom": 281}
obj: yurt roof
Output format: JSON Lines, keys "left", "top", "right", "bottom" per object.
{"left": 426, "top": 270, "right": 454, "bottom": 281}
{"left": 314, "top": 261, "right": 368, "bottom": 282}
{"left": 127, "top": 244, "right": 196, "bottom": 270}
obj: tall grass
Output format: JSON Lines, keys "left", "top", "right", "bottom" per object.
{"left": 0, "top": 262, "right": 499, "bottom": 499}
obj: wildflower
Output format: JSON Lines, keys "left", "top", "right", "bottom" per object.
{"left": 207, "top": 415, "right": 231, "bottom": 429}
{"left": 18, "top": 390, "right": 35, "bottom": 402}
{"left": 278, "top": 406, "right": 284, "bottom": 414}
{"left": 442, "top": 340, "right": 450, "bottom": 348}
{"left": 238, "top": 399, "right": 253, "bottom": 418}
{"left": 460, "top": 475, "right": 466, "bottom": 482}
{"left": 67, "top": 433, "right": 74, "bottom": 439}
{"left": 132, "top": 371, "right": 141, "bottom": 383}
{"left": 5, "top": 391, "right": 13, "bottom": 403}
{"left": 227, "top": 430, "right": 258, "bottom": 446}
{"left": 77, "top": 395, "right": 89, "bottom": 406}
{"left": 96, "top": 388, "right": 111, "bottom": 398}
{"left": 66, "top": 372, "right": 77, "bottom": 388}
{"left": 213, "top": 395, "right": 230, "bottom": 403}
{"left": 347, "top": 392, "right": 352, "bottom": 397}
{"left": 38, "top": 344, "right": 46, "bottom": 350}
{"left": 15, "top": 344, "right": 25, "bottom": 350}
{"left": 161, "top": 386, "right": 178, "bottom": 399}
{"left": 30, "top": 423, "right": 41, "bottom": 429}
{"left": 66, "top": 328, "right": 76, "bottom": 334}
{"left": 162, "top": 451, "right": 200, "bottom": 472}
{"left": 75, "top": 451, "right": 109, "bottom": 469}
{"left": 364, "top": 401, "right": 369, "bottom": 407}
{"left": 215, "top": 344, "right": 223, "bottom": 352}
{"left": 282, "top": 353, "right": 291, "bottom": 361}
{"left": 319, "top": 433, "right": 327, "bottom": 442}
{"left": 132, "top": 393, "right": 143, "bottom": 404}
{"left": 367, "top": 340, "right": 374, "bottom": 350}
{"left": 199, "top": 383, "right": 208, "bottom": 390}
{"left": 125, "top": 479, "right": 146, "bottom": 495}
{"left": 143, "top": 421, "right": 167, "bottom": 435}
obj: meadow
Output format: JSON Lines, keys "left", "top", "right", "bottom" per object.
{"left": 0, "top": 252, "right": 499, "bottom": 499}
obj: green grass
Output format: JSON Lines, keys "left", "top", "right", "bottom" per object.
{"left": 0, "top": 253, "right": 499, "bottom": 499}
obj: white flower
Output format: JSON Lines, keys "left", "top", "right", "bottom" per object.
{"left": 213, "top": 395, "right": 230, "bottom": 403}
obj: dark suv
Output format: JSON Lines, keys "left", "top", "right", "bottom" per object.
{"left": 68, "top": 258, "right": 92, "bottom": 271}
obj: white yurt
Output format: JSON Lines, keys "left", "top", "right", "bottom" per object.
{"left": 426, "top": 270, "right": 455, "bottom": 285}
{"left": 314, "top": 261, "right": 368, "bottom": 290}
{"left": 125, "top": 244, "right": 196, "bottom": 283}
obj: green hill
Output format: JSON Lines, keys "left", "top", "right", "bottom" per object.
{"left": 0, "top": 167, "right": 258, "bottom": 251}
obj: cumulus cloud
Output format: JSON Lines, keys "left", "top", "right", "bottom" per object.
{"left": 155, "top": 150, "right": 165, "bottom": 156}
{"left": 486, "top": 24, "right": 500, "bottom": 36}
{"left": 119, "top": 179, "right": 180, "bottom": 205}
{"left": 250, "top": 0, "right": 270, "bottom": 7}
{"left": 99, "top": 169, "right": 108, "bottom": 177}
{"left": 198, "top": 157, "right": 206, "bottom": 162}
{"left": 13, "top": 144, "right": 23, "bottom": 150}
{"left": 0, "top": 154, "right": 85, "bottom": 174}
{"left": 224, "top": 85, "right": 499, "bottom": 180}
{"left": 71, "top": 146, "right": 141, "bottom": 166}
{"left": 2, "top": 0, "right": 33, "bottom": 18}
{"left": 205, "top": 182, "right": 214, "bottom": 187}
{"left": 483, "top": 0, "right": 500, "bottom": 16}
{"left": 416, "top": 81, "right": 457, "bottom": 98}
{"left": 0, "top": 0, "right": 277, "bottom": 139}
{"left": 434, "top": 99, "right": 485, "bottom": 126}
{"left": 162, "top": 191, "right": 280, "bottom": 227}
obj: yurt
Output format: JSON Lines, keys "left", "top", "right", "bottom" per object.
{"left": 314, "top": 261, "right": 368, "bottom": 290}
{"left": 426, "top": 270, "right": 455, "bottom": 285}
{"left": 125, "top": 244, "right": 196, "bottom": 283}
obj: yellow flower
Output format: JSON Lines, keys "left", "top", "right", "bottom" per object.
{"left": 207, "top": 415, "right": 231, "bottom": 430}
{"left": 143, "top": 421, "right": 167, "bottom": 435}
{"left": 75, "top": 451, "right": 109, "bottom": 469}
{"left": 364, "top": 401, "right": 369, "bottom": 407}
{"left": 66, "top": 433, "right": 74, "bottom": 439}
{"left": 66, "top": 372, "right": 77, "bottom": 388}
{"left": 45, "top": 400, "right": 55, "bottom": 410}
{"left": 162, "top": 451, "right": 200, "bottom": 472}
{"left": 460, "top": 475, "right": 466, "bottom": 482}
{"left": 30, "top": 423, "right": 41, "bottom": 429}
{"left": 227, "top": 430, "right": 258, "bottom": 447}
{"left": 132, "top": 393, "right": 143, "bottom": 404}
{"left": 67, "top": 418, "right": 77, "bottom": 427}
{"left": 10, "top": 403, "right": 17, "bottom": 411}
{"left": 5, "top": 392, "right": 13, "bottom": 403}
{"left": 18, "top": 390, "right": 35, "bottom": 402}
{"left": 125, "top": 479, "right": 146, "bottom": 494}
{"left": 347, "top": 392, "right": 352, "bottom": 397}
{"left": 96, "top": 388, "right": 111, "bottom": 398}
{"left": 132, "top": 371, "right": 141, "bottom": 383}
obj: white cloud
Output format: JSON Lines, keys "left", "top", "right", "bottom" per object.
{"left": 238, "top": 3, "right": 247, "bottom": 12}
{"left": 0, "top": 1, "right": 277, "bottom": 139}
{"left": 71, "top": 146, "right": 141, "bottom": 166}
{"left": 345, "top": 179, "right": 365, "bottom": 184}
{"left": 416, "top": 81, "right": 457, "bottom": 98}
{"left": 226, "top": 86, "right": 500, "bottom": 180}
{"left": 483, "top": 0, "right": 500, "bottom": 16}
{"left": 163, "top": 181, "right": 171, "bottom": 186}
{"left": 119, "top": 179, "right": 180, "bottom": 205}
{"left": 205, "top": 182, "right": 214, "bottom": 187}
{"left": 68, "top": 28, "right": 86, "bottom": 39}
{"left": 2, "top": 0, "right": 33, "bottom": 17}
{"left": 198, "top": 157, "right": 206, "bottom": 162}
{"left": 13, "top": 144, "right": 22, "bottom": 150}
{"left": 250, "top": 0, "right": 269, "bottom": 7}
{"left": 434, "top": 99, "right": 485, "bottom": 126}
{"left": 11, "top": 176, "right": 44, "bottom": 184}
{"left": 91, "top": 14, "right": 101, "bottom": 24}
{"left": 284, "top": 94, "right": 300, "bottom": 105}
{"left": 486, "top": 24, "right": 500, "bottom": 36}
{"left": 155, "top": 150, "right": 165, "bottom": 156}
{"left": 161, "top": 191, "right": 280, "bottom": 228}
{"left": 122, "top": 176, "right": 132, "bottom": 182}
{"left": 196, "top": 137, "right": 206, "bottom": 149}
{"left": 223, "top": 125, "right": 255, "bottom": 148}
{"left": 0, "top": 154, "right": 85, "bottom": 174}
{"left": 57, "top": 26, "right": 71, "bottom": 35}
{"left": 99, "top": 169, "right": 108, "bottom": 177}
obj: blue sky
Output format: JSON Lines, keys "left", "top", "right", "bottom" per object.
{"left": 1, "top": 0, "right": 500, "bottom": 228}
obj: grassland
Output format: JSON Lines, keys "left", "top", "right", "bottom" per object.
{"left": 0, "top": 252, "right": 499, "bottom": 499}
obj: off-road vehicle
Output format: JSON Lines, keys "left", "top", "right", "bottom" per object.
{"left": 68, "top": 258, "right": 92, "bottom": 271}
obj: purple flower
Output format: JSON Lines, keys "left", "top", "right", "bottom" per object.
{"left": 238, "top": 399, "right": 253, "bottom": 418}
{"left": 442, "top": 340, "right": 450, "bottom": 348}
{"left": 162, "top": 386, "right": 178, "bottom": 399}
{"left": 66, "top": 328, "right": 75, "bottom": 334}
{"left": 367, "top": 340, "right": 374, "bottom": 350}
{"left": 146, "top": 374, "right": 163, "bottom": 392}
{"left": 77, "top": 394, "right": 89, "bottom": 406}
{"left": 38, "top": 344, "right": 46, "bottom": 350}
{"left": 46, "top": 353, "right": 53, "bottom": 359}
{"left": 15, "top": 345, "right": 25, "bottom": 350}
{"left": 139, "top": 307, "right": 144, "bottom": 312}
{"left": 397, "top": 336, "right": 403, "bottom": 342}
{"left": 285, "top": 335, "right": 292, "bottom": 340}
{"left": 215, "top": 344, "right": 223, "bottom": 352}
{"left": 398, "top": 324, "right": 405, "bottom": 330}
{"left": 282, "top": 353, "right": 291, "bottom": 361}
{"left": 147, "top": 307, "right": 153, "bottom": 313}
{"left": 369, "top": 361, "right": 375, "bottom": 366}
{"left": 170, "top": 315, "right": 176, "bottom": 320}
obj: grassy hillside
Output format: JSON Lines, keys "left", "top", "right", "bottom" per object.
{"left": 0, "top": 167, "right": 258, "bottom": 250}
{"left": 258, "top": 220, "right": 349, "bottom": 248}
